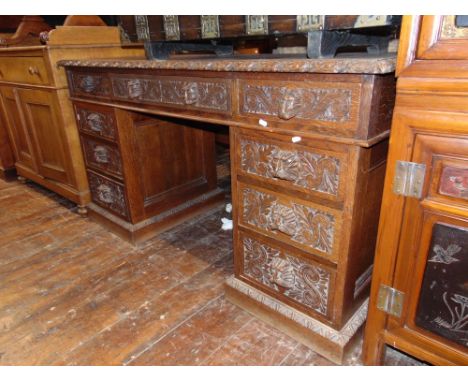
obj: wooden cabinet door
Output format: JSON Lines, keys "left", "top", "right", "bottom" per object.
{"left": 0, "top": 86, "right": 36, "bottom": 172}
{"left": 16, "top": 88, "right": 70, "bottom": 184}
{"left": 370, "top": 110, "right": 468, "bottom": 365}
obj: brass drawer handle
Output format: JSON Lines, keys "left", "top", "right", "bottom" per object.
{"left": 184, "top": 83, "right": 199, "bottom": 105}
{"left": 28, "top": 66, "right": 40, "bottom": 76}
{"left": 278, "top": 89, "right": 302, "bottom": 120}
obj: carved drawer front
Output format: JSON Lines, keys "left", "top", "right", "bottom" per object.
{"left": 0, "top": 56, "right": 50, "bottom": 86}
{"left": 87, "top": 170, "right": 129, "bottom": 220}
{"left": 81, "top": 136, "right": 123, "bottom": 179}
{"left": 69, "top": 72, "right": 112, "bottom": 99}
{"left": 239, "top": 231, "right": 335, "bottom": 318}
{"left": 238, "top": 79, "right": 360, "bottom": 132}
{"left": 238, "top": 135, "right": 346, "bottom": 202}
{"left": 75, "top": 106, "right": 117, "bottom": 142}
{"left": 110, "top": 75, "right": 232, "bottom": 114}
{"left": 238, "top": 183, "right": 341, "bottom": 262}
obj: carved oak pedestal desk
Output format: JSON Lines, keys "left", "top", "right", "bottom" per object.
{"left": 60, "top": 56, "right": 396, "bottom": 362}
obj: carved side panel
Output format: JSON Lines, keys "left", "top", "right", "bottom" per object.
{"left": 242, "top": 235, "right": 331, "bottom": 316}
{"left": 111, "top": 76, "right": 231, "bottom": 112}
{"left": 240, "top": 138, "right": 341, "bottom": 196}
{"left": 82, "top": 138, "right": 123, "bottom": 178}
{"left": 76, "top": 107, "right": 117, "bottom": 141}
{"left": 240, "top": 82, "right": 352, "bottom": 122}
{"left": 241, "top": 187, "right": 335, "bottom": 255}
{"left": 88, "top": 171, "right": 129, "bottom": 219}
{"left": 415, "top": 223, "right": 468, "bottom": 348}
{"left": 439, "top": 166, "right": 468, "bottom": 200}
{"left": 70, "top": 73, "right": 111, "bottom": 98}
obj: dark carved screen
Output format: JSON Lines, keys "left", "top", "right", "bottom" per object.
{"left": 415, "top": 223, "right": 468, "bottom": 348}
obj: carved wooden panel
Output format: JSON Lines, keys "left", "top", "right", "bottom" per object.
{"left": 82, "top": 137, "right": 123, "bottom": 179}
{"left": 439, "top": 166, "right": 468, "bottom": 201}
{"left": 241, "top": 186, "right": 336, "bottom": 256}
{"left": 110, "top": 75, "right": 231, "bottom": 113}
{"left": 415, "top": 223, "right": 468, "bottom": 348}
{"left": 241, "top": 234, "right": 331, "bottom": 316}
{"left": 239, "top": 80, "right": 354, "bottom": 123}
{"left": 240, "top": 137, "right": 341, "bottom": 197}
{"left": 88, "top": 171, "right": 129, "bottom": 219}
{"left": 70, "top": 73, "right": 111, "bottom": 98}
{"left": 76, "top": 107, "right": 117, "bottom": 141}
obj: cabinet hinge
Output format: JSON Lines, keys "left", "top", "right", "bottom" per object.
{"left": 393, "top": 160, "right": 426, "bottom": 198}
{"left": 376, "top": 284, "right": 405, "bottom": 317}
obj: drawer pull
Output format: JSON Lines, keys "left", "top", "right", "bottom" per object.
{"left": 28, "top": 66, "right": 40, "bottom": 76}
{"left": 96, "top": 184, "right": 115, "bottom": 204}
{"left": 93, "top": 146, "right": 109, "bottom": 164}
{"left": 184, "top": 83, "right": 199, "bottom": 104}
{"left": 86, "top": 113, "right": 105, "bottom": 132}
{"left": 278, "top": 90, "right": 302, "bottom": 120}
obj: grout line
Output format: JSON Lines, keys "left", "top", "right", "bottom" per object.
{"left": 124, "top": 294, "right": 224, "bottom": 365}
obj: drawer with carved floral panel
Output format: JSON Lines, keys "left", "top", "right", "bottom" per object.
{"left": 238, "top": 230, "right": 336, "bottom": 321}
{"left": 68, "top": 71, "right": 112, "bottom": 99}
{"left": 237, "top": 79, "right": 361, "bottom": 136}
{"left": 238, "top": 182, "right": 342, "bottom": 263}
{"left": 110, "top": 74, "right": 232, "bottom": 115}
{"left": 81, "top": 135, "right": 123, "bottom": 180}
{"left": 236, "top": 132, "right": 349, "bottom": 204}
{"left": 75, "top": 103, "right": 118, "bottom": 142}
{"left": 87, "top": 170, "right": 129, "bottom": 220}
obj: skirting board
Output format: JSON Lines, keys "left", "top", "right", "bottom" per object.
{"left": 225, "top": 276, "right": 368, "bottom": 364}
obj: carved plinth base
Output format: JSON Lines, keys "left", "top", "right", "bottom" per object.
{"left": 88, "top": 188, "right": 224, "bottom": 245}
{"left": 225, "top": 277, "right": 368, "bottom": 365}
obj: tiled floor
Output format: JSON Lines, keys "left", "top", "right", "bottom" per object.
{"left": 0, "top": 149, "right": 424, "bottom": 366}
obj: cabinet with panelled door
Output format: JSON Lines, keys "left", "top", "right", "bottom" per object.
{"left": 0, "top": 18, "right": 143, "bottom": 212}
{"left": 363, "top": 15, "right": 468, "bottom": 365}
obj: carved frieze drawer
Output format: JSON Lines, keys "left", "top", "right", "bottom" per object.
{"left": 69, "top": 72, "right": 112, "bottom": 99}
{"left": 237, "top": 134, "right": 346, "bottom": 202}
{"left": 238, "top": 79, "right": 360, "bottom": 133}
{"left": 81, "top": 136, "right": 123, "bottom": 179}
{"left": 75, "top": 105, "right": 117, "bottom": 142}
{"left": 238, "top": 183, "right": 341, "bottom": 262}
{"left": 110, "top": 74, "right": 232, "bottom": 114}
{"left": 239, "top": 231, "right": 335, "bottom": 319}
{"left": 87, "top": 170, "right": 129, "bottom": 220}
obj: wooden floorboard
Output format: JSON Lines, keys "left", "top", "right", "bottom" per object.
{"left": 0, "top": 173, "right": 423, "bottom": 366}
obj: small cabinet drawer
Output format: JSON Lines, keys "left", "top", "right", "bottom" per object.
{"left": 69, "top": 71, "right": 112, "bottom": 99}
{"left": 238, "top": 79, "right": 361, "bottom": 135}
{"left": 75, "top": 104, "right": 117, "bottom": 142}
{"left": 110, "top": 74, "right": 232, "bottom": 114}
{"left": 236, "top": 132, "right": 348, "bottom": 203}
{"left": 0, "top": 56, "right": 50, "bottom": 86}
{"left": 81, "top": 136, "right": 123, "bottom": 179}
{"left": 87, "top": 170, "right": 129, "bottom": 220}
{"left": 238, "top": 182, "right": 342, "bottom": 263}
{"left": 238, "top": 230, "right": 335, "bottom": 320}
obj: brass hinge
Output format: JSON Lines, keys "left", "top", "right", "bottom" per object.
{"left": 377, "top": 284, "right": 405, "bottom": 317}
{"left": 393, "top": 160, "right": 426, "bottom": 198}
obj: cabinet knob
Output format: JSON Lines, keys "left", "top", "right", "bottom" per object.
{"left": 28, "top": 66, "right": 40, "bottom": 76}
{"left": 278, "top": 89, "right": 302, "bottom": 120}
{"left": 184, "top": 83, "right": 199, "bottom": 105}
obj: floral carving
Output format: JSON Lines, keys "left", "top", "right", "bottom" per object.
{"left": 88, "top": 172, "right": 128, "bottom": 219}
{"left": 76, "top": 109, "right": 116, "bottom": 141}
{"left": 242, "top": 236, "right": 330, "bottom": 315}
{"left": 439, "top": 166, "right": 468, "bottom": 200}
{"left": 433, "top": 292, "right": 468, "bottom": 345}
{"left": 111, "top": 76, "right": 230, "bottom": 112}
{"left": 241, "top": 83, "right": 352, "bottom": 122}
{"left": 240, "top": 139, "right": 340, "bottom": 196}
{"left": 72, "top": 73, "right": 111, "bottom": 97}
{"left": 242, "top": 188, "right": 335, "bottom": 254}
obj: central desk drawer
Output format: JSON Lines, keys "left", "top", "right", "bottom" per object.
{"left": 0, "top": 56, "right": 50, "bottom": 86}
{"left": 110, "top": 74, "right": 232, "bottom": 115}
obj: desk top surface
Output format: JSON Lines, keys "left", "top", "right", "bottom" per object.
{"left": 59, "top": 54, "right": 396, "bottom": 74}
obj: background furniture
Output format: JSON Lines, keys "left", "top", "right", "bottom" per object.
{"left": 0, "top": 16, "right": 143, "bottom": 214}
{"left": 61, "top": 54, "right": 395, "bottom": 363}
{"left": 363, "top": 15, "right": 468, "bottom": 365}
